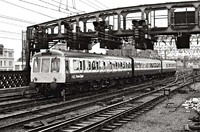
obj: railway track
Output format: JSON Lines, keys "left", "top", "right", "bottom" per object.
{"left": 0, "top": 76, "right": 175, "bottom": 131}
{"left": 28, "top": 75, "right": 195, "bottom": 132}
{"left": 0, "top": 77, "right": 159, "bottom": 114}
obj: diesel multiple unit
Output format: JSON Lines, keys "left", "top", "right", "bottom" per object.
{"left": 29, "top": 49, "right": 176, "bottom": 96}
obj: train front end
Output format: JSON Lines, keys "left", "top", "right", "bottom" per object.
{"left": 29, "top": 49, "right": 65, "bottom": 96}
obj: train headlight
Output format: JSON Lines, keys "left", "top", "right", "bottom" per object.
{"left": 50, "top": 82, "right": 57, "bottom": 90}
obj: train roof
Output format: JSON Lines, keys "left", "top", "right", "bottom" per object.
{"left": 33, "top": 49, "right": 172, "bottom": 62}
{"left": 33, "top": 49, "right": 130, "bottom": 60}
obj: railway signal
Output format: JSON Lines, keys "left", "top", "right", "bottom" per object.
{"left": 132, "top": 20, "right": 148, "bottom": 50}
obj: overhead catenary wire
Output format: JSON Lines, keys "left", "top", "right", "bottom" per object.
{"left": 93, "top": 0, "right": 109, "bottom": 9}
{"left": 51, "top": 0, "right": 84, "bottom": 13}
{"left": 0, "top": 0, "right": 56, "bottom": 19}
{"left": 0, "top": 14, "right": 37, "bottom": 24}
{"left": 0, "top": 30, "right": 21, "bottom": 35}
{"left": 59, "top": 0, "right": 62, "bottom": 11}
{"left": 83, "top": 0, "right": 105, "bottom": 10}
{"left": 39, "top": 0, "right": 80, "bottom": 15}
{"left": 79, "top": 0, "right": 100, "bottom": 11}
{"left": 18, "top": 0, "right": 71, "bottom": 15}
{"left": 0, "top": 36, "right": 22, "bottom": 40}
{"left": 66, "top": 0, "right": 68, "bottom": 10}
{"left": 72, "top": 0, "right": 76, "bottom": 9}
{"left": 0, "top": 20, "right": 27, "bottom": 27}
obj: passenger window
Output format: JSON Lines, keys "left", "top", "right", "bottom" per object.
{"left": 80, "top": 61, "right": 82, "bottom": 70}
{"left": 51, "top": 58, "right": 60, "bottom": 72}
{"left": 96, "top": 61, "right": 99, "bottom": 70}
{"left": 83, "top": 60, "right": 85, "bottom": 70}
{"left": 128, "top": 62, "right": 131, "bottom": 68}
{"left": 120, "top": 62, "right": 123, "bottom": 69}
{"left": 65, "top": 60, "right": 69, "bottom": 71}
{"left": 92, "top": 61, "right": 96, "bottom": 70}
{"left": 33, "top": 58, "right": 41, "bottom": 73}
{"left": 109, "top": 62, "right": 112, "bottom": 69}
{"left": 123, "top": 62, "right": 125, "bottom": 69}
{"left": 99, "top": 61, "right": 103, "bottom": 70}
{"left": 112, "top": 62, "right": 115, "bottom": 69}
{"left": 103, "top": 61, "right": 106, "bottom": 70}
{"left": 88, "top": 61, "right": 91, "bottom": 70}
{"left": 73, "top": 60, "right": 79, "bottom": 71}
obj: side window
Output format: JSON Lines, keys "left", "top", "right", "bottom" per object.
{"left": 65, "top": 60, "right": 69, "bottom": 71}
{"left": 83, "top": 60, "right": 85, "bottom": 70}
{"left": 109, "top": 61, "right": 112, "bottom": 69}
{"left": 96, "top": 61, "right": 99, "bottom": 70}
{"left": 51, "top": 58, "right": 60, "bottom": 72}
{"left": 73, "top": 60, "right": 79, "bottom": 71}
{"left": 103, "top": 61, "right": 106, "bottom": 70}
{"left": 123, "top": 62, "right": 125, "bottom": 69}
{"left": 80, "top": 61, "right": 82, "bottom": 70}
{"left": 92, "top": 61, "right": 96, "bottom": 70}
{"left": 99, "top": 61, "right": 103, "bottom": 70}
{"left": 33, "top": 58, "right": 41, "bottom": 73}
{"left": 129, "top": 62, "right": 131, "bottom": 69}
{"left": 112, "top": 62, "right": 115, "bottom": 69}
{"left": 88, "top": 61, "right": 91, "bottom": 70}
{"left": 120, "top": 62, "right": 123, "bottom": 69}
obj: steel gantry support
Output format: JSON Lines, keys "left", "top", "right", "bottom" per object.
{"left": 25, "top": 1, "right": 200, "bottom": 70}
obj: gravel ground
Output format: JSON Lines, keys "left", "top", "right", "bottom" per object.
{"left": 114, "top": 82, "right": 200, "bottom": 132}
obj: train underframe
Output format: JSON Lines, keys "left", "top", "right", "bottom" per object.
{"left": 27, "top": 72, "right": 175, "bottom": 97}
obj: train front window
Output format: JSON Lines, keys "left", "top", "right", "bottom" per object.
{"left": 33, "top": 57, "right": 41, "bottom": 73}
{"left": 51, "top": 57, "right": 60, "bottom": 72}
{"left": 41, "top": 58, "right": 50, "bottom": 73}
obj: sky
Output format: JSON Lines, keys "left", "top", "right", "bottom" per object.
{"left": 0, "top": 0, "right": 197, "bottom": 60}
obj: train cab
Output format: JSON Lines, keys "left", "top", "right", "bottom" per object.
{"left": 30, "top": 49, "right": 66, "bottom": 92}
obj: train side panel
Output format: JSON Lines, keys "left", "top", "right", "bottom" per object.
{"left": 66, "top": 57, "right": 132, "bottom": 83}
{"left": 132, "top": 58, "right": 162, "bottom": 76}
{"left": 162, "top": 60, "right": 176, "bottom": 73}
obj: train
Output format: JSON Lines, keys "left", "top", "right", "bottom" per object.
{"left": 29, "top": 49, "right": 177, "bottom": 97}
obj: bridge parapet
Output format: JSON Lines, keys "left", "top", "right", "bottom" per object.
{"left": 0, "top": 71, "right": 30, "bottom": 88}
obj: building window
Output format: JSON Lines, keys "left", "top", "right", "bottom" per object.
{"left": 21, "top": 65, "right": 25, "bottom": 70}
{"left": 9, "top": 53, "right": 12, "bottom": 57}
{"left": 4, "top": 52, "right": 7, "bottom": 57}
{"left": 15, "top": 65, "right": 20, "bottom": 70}
{"left": 9, "top": 61, "right": 12, "bottom": 66}
{"left": 4, "top": 61, "right": 6, "bottom": 66}
{"left": 0, "top": 61, "right": 2, "bottom": 66}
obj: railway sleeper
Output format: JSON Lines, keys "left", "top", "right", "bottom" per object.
{"left": 121, "top": 118, "right": 132, "bottom": 121}
{"left": 117, "top": 120, "right": 129, "bottom": 123}
{"left": 111, "top": 122, "right": 123, "bottom": 126}
{"left": 106, "top": 125, "right": 117, "bottom": 129}
{"left": 100, "top": 128, "right": 113, "bottom": 131}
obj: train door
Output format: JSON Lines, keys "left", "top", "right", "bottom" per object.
{"left": 99, "top": 60, "right": 105, "bottom": 78}
{"left": 65, "top": 59, "right": 70, "bottom": 82}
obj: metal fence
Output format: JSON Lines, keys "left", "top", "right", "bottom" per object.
{"left": 0, "top": 71, "right": 30, "bottom": 88}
